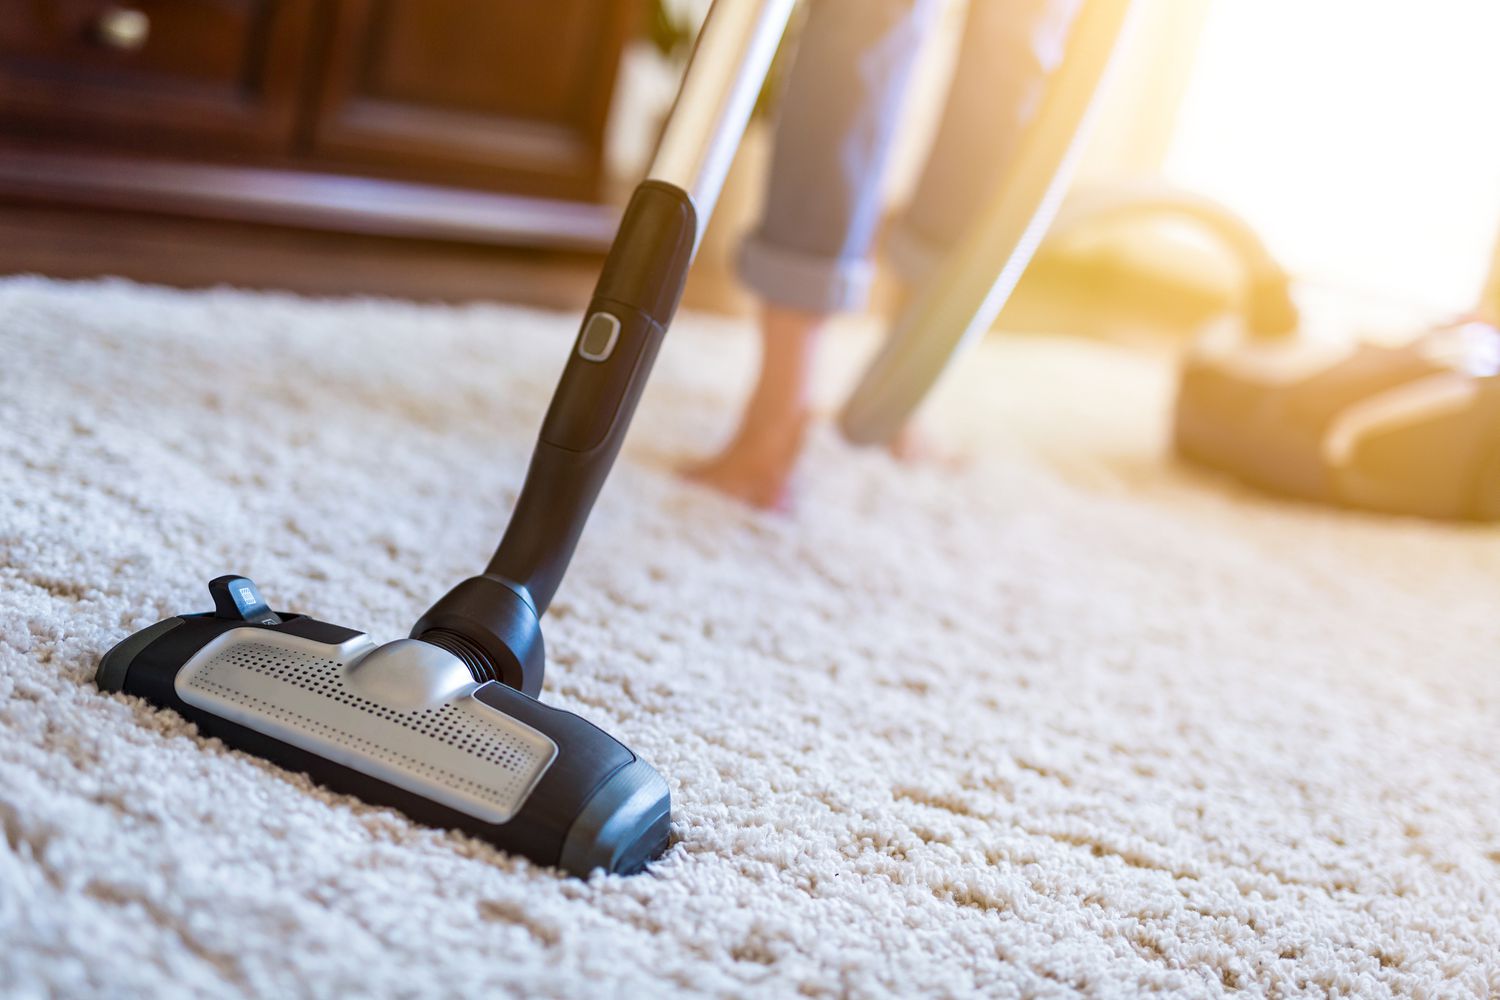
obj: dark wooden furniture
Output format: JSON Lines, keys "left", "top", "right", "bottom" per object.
{"left": 308, "top": 0, "right": 634, "bottom": 200}
{"left": 0, "top": 200, "right": 604, "bottom": 305}
{"left": 0, "top": 0, "right": 316, "bottom": 154}
{"left": 0, "top": 0, "right": 640, "bottom": 270}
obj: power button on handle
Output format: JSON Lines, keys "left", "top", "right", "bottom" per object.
{"left": 577, "top": 312, "right": 620, "bottom": 362}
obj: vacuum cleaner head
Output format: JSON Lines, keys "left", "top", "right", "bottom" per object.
{"left": 99, "top": 579, "right": 671, "bottom": 876}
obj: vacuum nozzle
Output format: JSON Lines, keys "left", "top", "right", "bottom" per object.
{"left": 98, "top": 578, "right": 670, "bottom": 877}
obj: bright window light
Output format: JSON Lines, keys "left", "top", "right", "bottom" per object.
{"left": 1164, "top": 0, "right": 1500, "bottom": 313}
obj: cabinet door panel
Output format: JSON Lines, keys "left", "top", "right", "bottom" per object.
{"left": 0, "top": 0, "right": 317, "bottom": 153}
{"left": 309, "top": 0, "right": 636, "bottom": 200}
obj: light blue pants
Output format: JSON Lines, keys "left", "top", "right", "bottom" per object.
{"left": 738, "top": 0, "right": 1083, "bottom": 314}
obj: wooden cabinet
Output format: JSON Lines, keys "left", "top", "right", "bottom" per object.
{"left": 0, "top": 1, "right": 317, "bottom": 154}
{"left": 309, "top": 0, "right": 635, "bottom": 200}
{"left": 0, "top": 0, "right": 640, "bottom": 249}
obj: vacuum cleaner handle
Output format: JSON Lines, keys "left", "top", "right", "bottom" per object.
{"left": 484, "top": 0, "right": 796, "bottom": 616}
{"left": 485, "top": 181, "right": 697, "bottom": 615}
{"left": 838, "top": 0, "right": 1134, "bottom": 446}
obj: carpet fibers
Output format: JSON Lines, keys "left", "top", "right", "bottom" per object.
{"left": 2, "top": 277, "right": 1498, "bottom": 998}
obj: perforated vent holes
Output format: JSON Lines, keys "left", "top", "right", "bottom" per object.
{"left": 176, "top": 636, "right": 557, "bottom": 824}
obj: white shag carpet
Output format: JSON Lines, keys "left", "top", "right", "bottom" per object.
{"left": 2, "top": 276, "right": 1498, "bottom": 999}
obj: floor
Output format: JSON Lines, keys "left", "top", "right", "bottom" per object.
{"left": 1, "top": 276, "right": 1498, "bottom": 997}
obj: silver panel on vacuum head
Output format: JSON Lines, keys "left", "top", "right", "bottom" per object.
{"left": 175, "top": 629, "right": 557, "bottom": 824}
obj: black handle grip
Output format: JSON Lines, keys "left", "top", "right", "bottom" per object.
{"left": 484, "top": 181, "right": 697, "bottom": 615}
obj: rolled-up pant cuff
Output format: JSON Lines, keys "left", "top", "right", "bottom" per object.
{"left": 737, "top": 234, "right": 875, "bottom": 315}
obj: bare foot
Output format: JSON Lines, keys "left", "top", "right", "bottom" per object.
{"left": 685, "top": 411, "right": 811, "bottom": 511}
{"left": 887, "top": 422, "right": 933, "bottom": 463}
{"left": 885, "top": 421, "right": 965, "bottom": 469}
{"left": 684, "top": 303, "right": 825, "bottom": 510}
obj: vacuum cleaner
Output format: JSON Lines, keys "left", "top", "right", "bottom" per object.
{"left": 96, "top": 0, "right": 798, "bottom": 877}
{"left": 1176, "top": 315, "right": 1500, "bottom": 520}
{"left": 1062, "top": 178, "right": 1500, "bottom": 522}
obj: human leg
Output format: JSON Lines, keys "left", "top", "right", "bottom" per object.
{"left": 690, "top": 0, "right": 941, "bottom": 507}
{"left": 685, "top": 304, "right": 821, "bottom": 509}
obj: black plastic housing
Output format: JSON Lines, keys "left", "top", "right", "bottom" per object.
{"left": 411, "top": 575, "right": 544, "bottom": 696}
{"left": 98, "top": 613, "right": 671, "bottom": 876}
{"left": 485, "top": 181, "right": 697, "bottom": 616}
